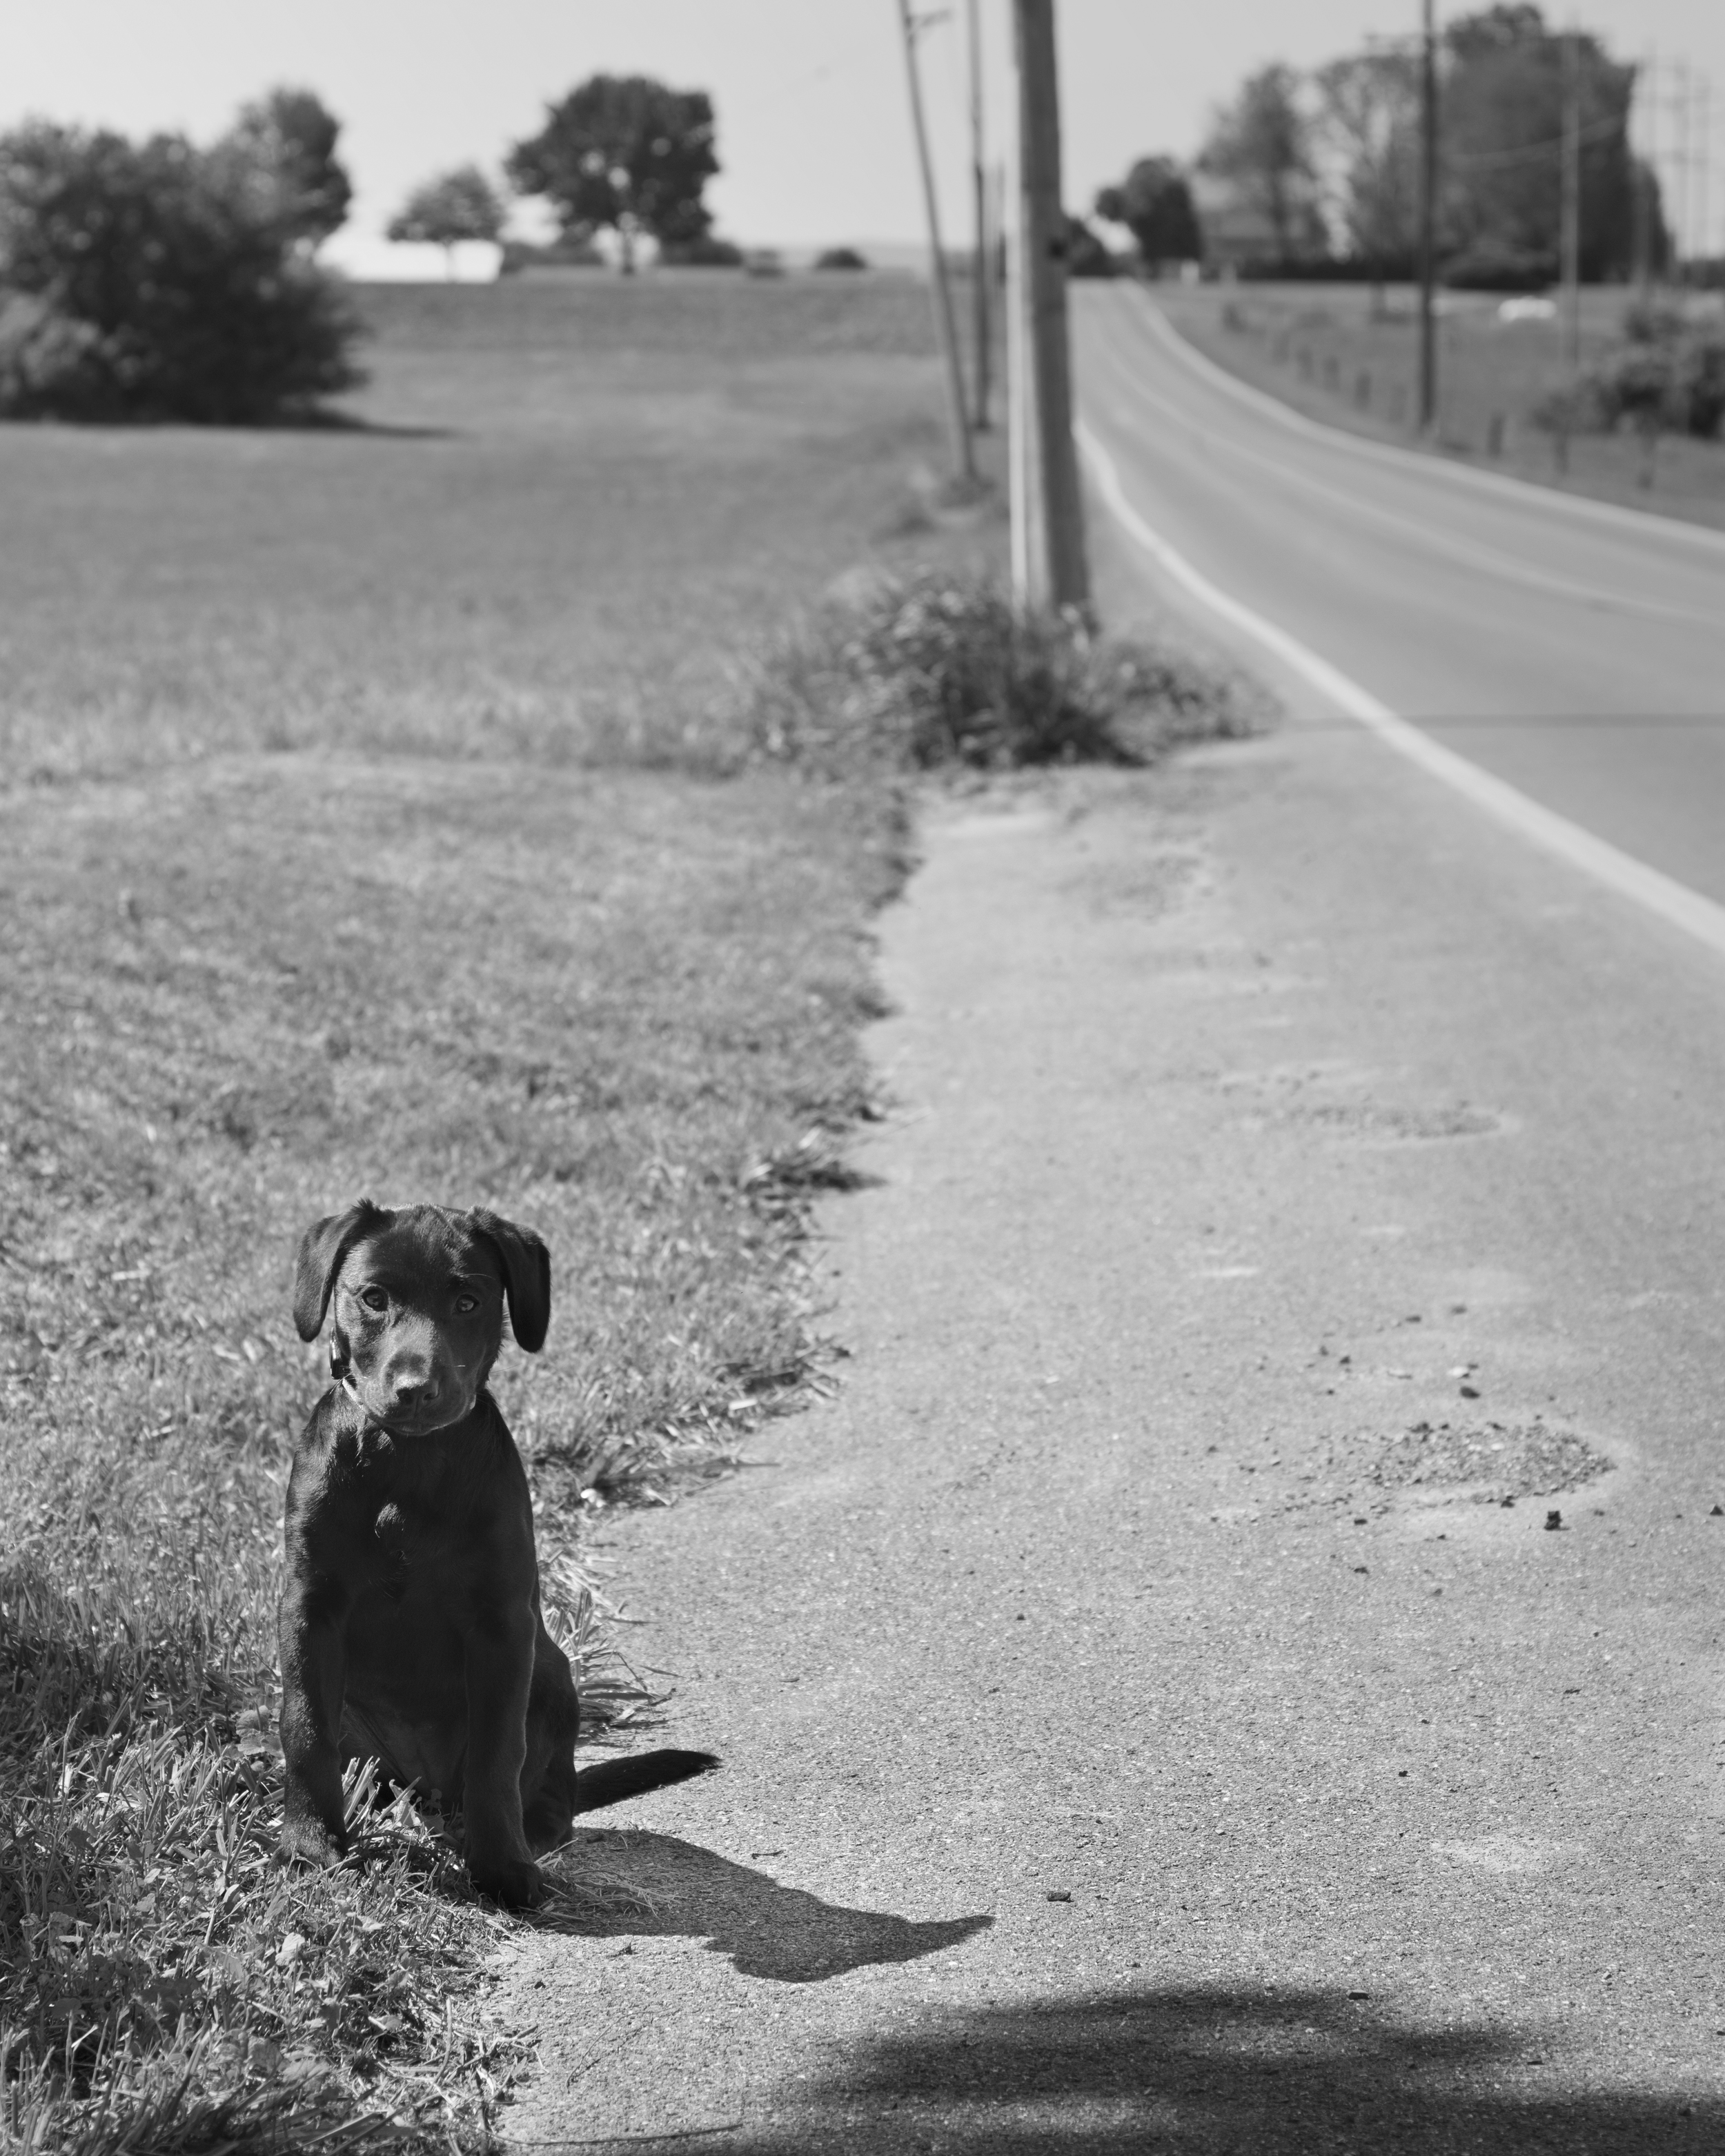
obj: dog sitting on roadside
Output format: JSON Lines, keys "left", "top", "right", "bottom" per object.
{"left": 279, "top": 1199, "right": 714, "bottom": 1906}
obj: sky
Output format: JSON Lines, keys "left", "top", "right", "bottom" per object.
{"left": 6, "top": 1, "right": 1724, "bottom": 266}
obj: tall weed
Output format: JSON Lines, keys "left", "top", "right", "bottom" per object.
{"left": 743, "top": 569, "right": 1262, "bottom": 776}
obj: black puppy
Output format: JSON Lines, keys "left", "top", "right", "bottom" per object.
{"left": 280, "top": 1199, "right": 713, "bottom": 1906}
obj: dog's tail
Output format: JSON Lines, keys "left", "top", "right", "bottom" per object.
{"left": 572, "top": 1748, "right": 719, "bottom": 1814}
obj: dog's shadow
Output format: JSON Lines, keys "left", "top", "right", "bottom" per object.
{"left": 535, "top": 1828, "right": 993, "bottom": 1984}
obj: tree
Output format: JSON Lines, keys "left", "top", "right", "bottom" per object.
{"left": 1439, "top": 6, "right": 1637, "bottom": 284}
{"left": 0, "top": 118, "right": 363, "bottom": 422}
{"left": 1312, "top": 51, "right": 1421, "bottom": 275}
{"left": 388, "top": 164, "right": 506, "bottom": 273}
{"left": 1196, "top": 64, "right": 1322, "bottom": 263}
{"left": 506, "top": 75, "right": 718, "bottom": 273}
{"left": 217, "top": 86, "right": 351, "bottom": 253}
{"left": 1095, "top": 157, "right": 1202, "bottom": 270}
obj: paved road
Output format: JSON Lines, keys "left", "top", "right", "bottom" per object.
{"left": 1074, "top": 285, "right": 1725, "bottom": 911}
{"left": 492, "top": 302, "right": 1725, "bottom": 2153}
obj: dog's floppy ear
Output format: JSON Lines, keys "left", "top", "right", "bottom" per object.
{"left": 469, "top": 1209, "right": 551, "bottom": 1353}
{"left": 293, "top": 1200, "right": 390, "bottom": 1342}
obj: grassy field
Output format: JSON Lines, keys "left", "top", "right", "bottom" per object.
{"left": 1156, "top": 281, "right": 1725, "bottom": 533}
{"left": 0, "top": 273, "right": 960, "bottom": 782}
{"left": 0, "top": 271, "right": 989, "bottom": 2154}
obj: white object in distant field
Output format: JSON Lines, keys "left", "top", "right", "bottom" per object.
{"left": 322, "top": 237, "right": 502, "bottom": 284}
{"left": 1497, "top": 295, "right": 1557, "bottom": 323}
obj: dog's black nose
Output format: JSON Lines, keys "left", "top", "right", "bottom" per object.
{"left": 388, "top": 1374, "right": 435, "bottom": 1409}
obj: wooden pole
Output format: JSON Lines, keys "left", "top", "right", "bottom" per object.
{"left": 896, "top": 0, "right": 976, "bottom": 484}
{"left": 967, "top": 0, "right": 992, "bottom": 431}
{"left": 1674, "top": 59, "right": 1690, "bottom": 281}
{"left": 1013, "top": 0, "right": 1089, "bottom": 612}
{"left": 1560, "top": 23, "right": 1581, "bottom": 370}
{"left": 1633, "top": 48, "right": 1653, "bottom": 293}
{"left": 1647, "top": 46, "right": 1662, "bottom": 286}
{"left": 1417, "top": 0, "right": 1439, "bottom": 434}
{"left": 1007, "top": 88, "right": 1033, "bottom": 598}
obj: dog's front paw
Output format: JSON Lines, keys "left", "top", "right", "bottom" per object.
{"left": 279, "top": 1812, "right": 346, "bottom": 1870}
{"left": 469, "top": 1851, "right": 544, "bottom": 1909}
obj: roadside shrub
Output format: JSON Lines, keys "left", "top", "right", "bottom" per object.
{"left": 743, "top": 569, "right": 1261, "bottom": 775}
{"left": 1534, "top": 303, "right": 1725, "bottom": 440}
{"left": 660, "top": 233, "right": 745, "bottom": 268}
{"left": 814, "top": 246, "right": 870, "bottom": 272}
{"left": 1441, "top": 239, "right": 1555, "bottom": 293}
{"left": 0, "top": 119, "right": 364, "bottom": 423}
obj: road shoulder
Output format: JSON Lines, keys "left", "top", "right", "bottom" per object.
{"left": 496, "top": 698, "right": 1725, "bottom": 2150}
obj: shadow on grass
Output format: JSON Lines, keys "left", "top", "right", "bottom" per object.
{"left": 282, "top": 408, "right": 458, "bottom": 442}
{"left": 0, "top": 409, "right": 458, "bottom": 441}
{"left": 715, "top": 1984, "right": 1724, "bottom": 2152}
{"left": 536, "top": 1828, "right": 992, "bottom": 1983}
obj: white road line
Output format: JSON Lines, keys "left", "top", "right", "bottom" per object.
{"left": 1081, "top": 319, "right": 1715, "bottom": 632}
{"left": 1118, "top": 291, "right": 1725, "bottom": 564}
{"left": 1077, "top": 416, "right": 1725, "bottom": 965}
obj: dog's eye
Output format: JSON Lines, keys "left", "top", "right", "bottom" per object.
{"left": 359, "top": 1287, "right": 388, "bottom": 1314}
{"left": 455, "top": 1294, "right": 477, "bottom": 1314}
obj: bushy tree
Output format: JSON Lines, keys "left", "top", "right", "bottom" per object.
{"left": 1196, "top": 65, "right": 1323, "bottom": 261}
{"left": 1439, "top": 6, "right": 1637, "bottom": 284}
{"left": 1312, "top": 52, "right": 1421, "bottom": 273}
{"left": 506, "top": 75, "right": 718, "bottom": 273}
{"left": 1549, "top": 304, "right": 1725, "bottom": 439}
{"left": 1095, "top": 157, "right": 1202, "bottom": 268}
{"left": 216, "top": 86, "right": 352, "bottom": 253}
{"left": 0, "top": 117, "right": 363, "bottom": 423}
{"left": 388, "top": 164, "right": 506, "bottom": 272}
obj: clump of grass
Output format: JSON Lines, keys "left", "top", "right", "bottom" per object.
{"left": 741, "top": 568, "right": 1261, "bottom": 775}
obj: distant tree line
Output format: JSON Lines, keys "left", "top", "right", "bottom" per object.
{"left": 1094, "top": 3, "right": 1665, "bottom": 288}
{"left": 0, "top": 69, "right": 729, "bottom": 424}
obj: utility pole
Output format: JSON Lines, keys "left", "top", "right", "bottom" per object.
{"left": 1011, "top": 0, "right": 1089, "bottom": 612}
{"left": 1417, "top": 0, "right": 1439, "bottom": 434}
{"left": 896, "top": 0, "right": 976, "bottom": 484}
{"left": 967, "top": 0, "right": 991, "bottom": 431}
{"left": 1633, "top": 47, "right": 1654, "bottom": 292}
{"left": 1674, "top": 59, "right": 1690, "bottom": 282}
{"left": 1560, "top": 22, "right": 1581, "bottom": 370}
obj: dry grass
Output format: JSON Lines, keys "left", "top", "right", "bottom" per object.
{"left": 1160, "top": 281, "right": 1725, "bottom": 532}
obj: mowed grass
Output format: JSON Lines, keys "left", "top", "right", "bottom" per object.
{"left": 0, "top": 273, "right": 983, "bottom": 2152}
{"left": 1158, "top": 281, "right": 1725, "bottom": 532}
{"left": 0, "top": 271, "right": 961, "bottom": 780}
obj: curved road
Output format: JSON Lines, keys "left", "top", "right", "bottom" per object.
{"left": 1074, "top": 286, "right": 1725, "bottom": 909}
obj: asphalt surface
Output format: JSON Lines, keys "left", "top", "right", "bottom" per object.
{"left": 1074, "top": 286, "right": 1725, "bottom": 909}
{"left": 493, "top": 330, "right": 1725, "bottom": 2153}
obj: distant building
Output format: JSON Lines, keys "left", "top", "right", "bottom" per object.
{"left": 1189, "top": 173, "right": 1323, "bottom": 275}
{"left": 1188, "top": 175, "right": 1277, "bottom": 272}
